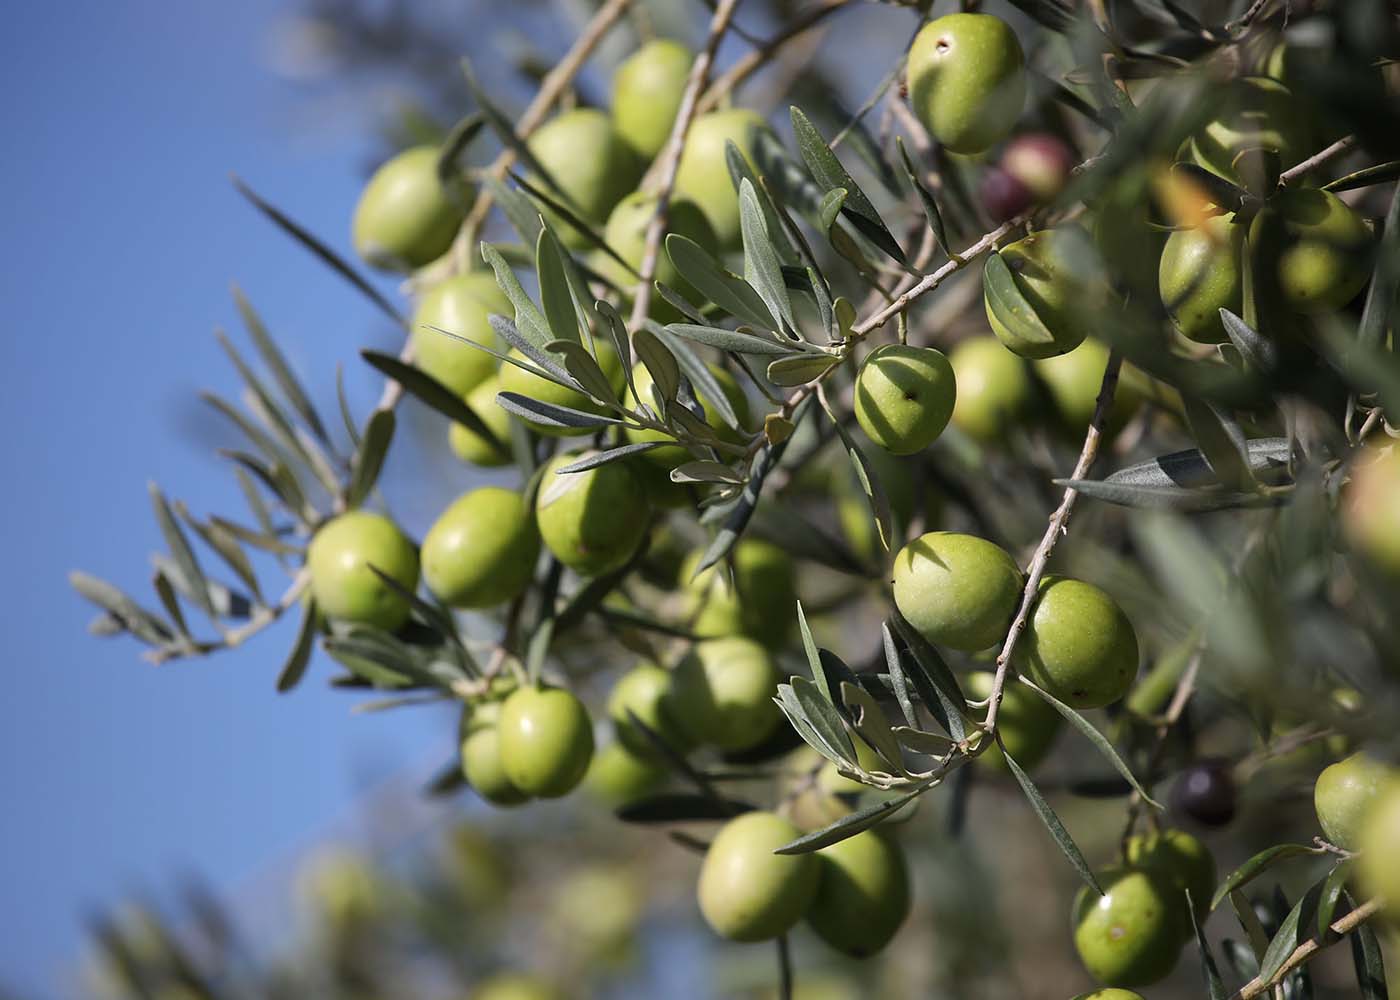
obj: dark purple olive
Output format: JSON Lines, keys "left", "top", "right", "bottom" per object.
{"left": 1172, "top": 759, "right": 1237, "bottom": 827}
{"left": 980, "top": 166, "right": 1033, "bottom": 223}
{"left": 1001, "top": 132, "right": 1074, "bottom": 200}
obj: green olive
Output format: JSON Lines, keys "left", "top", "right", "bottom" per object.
{"left": 584, "top": 740, "right": 669, "bottom": 807}
{"left": 1314, "top": 752, "right": 1394, "bottom": 850}
{"left": 963, "top": 670, "right": 1061, "bottom": 771}
{"left": 1356, "top": 777, "right": 1400, "bottom": 907}
{"left": 298, "top": 850, "right": 384, "bottom": 929}
{"left": 674, "top": 108, "right": 774, "bottom": 249}
{"left": 892, "top": 532, "right": 1022, "bottom": 652}
{"left": 670, "top": 636, "right": 782, "bottom": 753}
{"left": 498, "top": 685, "right": 595, "bottom": 799}
{"left": 352, "top": 145, "right": 467, "bottom": 270}
{"left": 1249, "top": 187, "right": 1372, "bottom": 313}
{"left": 986, "top": 227, "right": 1104, "bottom": 359}
{"left": 683, "top": 539, "right": 797, "bottom": 649}
{"left": 527, "top": 108, "right": 641, "bottom": 248}
{"left": 472, "top": 973, "right": 566, "bottom": 1000}
{"left": 611, "top": 40, "right": 693, "bottom": 161}
{"left": 1070, "top": 992, "right": 1146, "bottom": 1000}
{"left": 449, "top": 376, "right": 514, "bottom": 467}
{"left": 307, "top": 511, "right": 419, "bottom": 630}
{"left": 1073, "top": 867, "right": 1186, "bottom": 988}
{"left": 624, "top": 359, "right": 751, "bottom": 467}
{"left": 607, "top": 662, "right": 690, "bottom": 756}
{"left": 460, "top": 701, "right": 529, "bottom": 807}
{"left": 496, "top": 344, "right": 624, "bottom": 438}
{"left": 536, "top": 452, "right": 651, "bottom": 576}
{"left": 697, "top": 811, "right": 821, "bottom": 941}
{"left": 411, "top": 272, "right": 512, "bottom": 397}
{"left": 591, "top": 192, "right": 719, "bottom": 321}
{"left": 853, "top": 345, "right": 957, "bottom": 455}
{"left": 1033, "top": 339, "right": 1146, "bottom": 435}
{"left": 1344, "top": 444, "right": 1400, "bottom": 575}
{"left": 1181, "top": 77, "right": 1314, "bottom": 185}
{"left": 1158, "top": 213, "right": 1245, "bottom": 343}
{"left": 1016, "top": 576, "right": 1138, "bottom": 709}
{"left": 806, "top": 829, "right": 910, "bottom": 957}
{"left": 948, "top": 335, "right": 1032, "bottom": 441}
{"left": 1123, "top": 828, "right": 1215, "bottom": 921}
{"left": 421, "top": 487, "right": 538, "bottom": 608}
{"left": 833, "top": 450, "right": 938, "bottom": 560}
{"left": 907, "top": 14, "right": 1027, "bottom": 156}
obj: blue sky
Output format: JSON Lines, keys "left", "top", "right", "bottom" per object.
{"left": 0, "top": 3, "right": 474, "bottom": 993}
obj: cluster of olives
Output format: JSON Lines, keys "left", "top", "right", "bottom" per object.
{"left": 697, "top": 811, "right": 911, "bottom": 958}
{"left": 1314, "top": 752, "right": 1400, "bottom": 906}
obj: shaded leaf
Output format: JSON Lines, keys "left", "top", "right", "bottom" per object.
{"left": 1219, "top": 308, "right": 1280, "bottom": 372}
{"left": 840, "top": 681, "right": 903, "bottom": 771}
{"left": 738, "top": 179, "right": 797, "bottom": 336}
{"left": 1211, "top": 844, "right": 1320, "bottom": 911}
{"left": 1001, "top": 737, "right": 1101, "bottom": 896}
{"left": 1056, "top": 478, "right": 1280, "bottom": 512}
{"left": 1182, "top": 394, "right": 1253, "bottom": 491}
{"left": 232, "top": 286, "right": 330, "bottom": 446}
{"left": 361, "top": 350, "right": 507, "bottom": 456}
{"left": 889, "top": 611, "right": 967, "bottom": 742}
{"left": 881, "top": 622, "right": 917, "bottom": 728}
{"left": 149, "top": 483, "right": 214, "bottom": 619}
{"left": 276, "top": 596, "right": 319, "bottom": 693}
{"left": 666, "top": 233, "right": 778, "bottom": 330}
{"left": 773, "top": 784, "right": 927, "bottom": 854}
{"left": 984, "top": 251, "right": 1058, "bottom": 349}
{"left": 1187, "top": 889, "right": 1229, "bottom": 1000}
{"left": 496, "top": 391, "right": 622, "bottom": 430}
{"left": 791, "top": 675, "right": 856, "bottom": 763}
{"left": 346, "top": 410, "right": 395, "bottom": 509}
{"left": 1348, "top": 891, "right": 1388, "bottom": 1000}
{"left": 767, "top": 354, "right": 838, "bottom": 386}
{"left": 896, "top": 136, "right": 948, "bottom": 254}
{"left": 555, "top": 442, "right": 662, "bottom": 473}
{"left": 1259, "top": 881, "right": 1321, "bottom": 984}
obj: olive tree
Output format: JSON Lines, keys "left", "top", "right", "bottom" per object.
{"left": 72, "top": 0, "right": 1400, "bottom": 997}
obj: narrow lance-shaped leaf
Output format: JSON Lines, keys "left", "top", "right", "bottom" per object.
{"left": 666, "top": 323, "right": 801, "bottom": 357}
{"left": 1186, "top": 890, "right": 1229, "bottom": 1000}
{"left": 882, "top": 622, "right": 918, "bottom": 728}
{"left": 69, "top": 571, "right": 175, "bottom": 647}
{"left": 790, "top": 675, "right": 856, "bottom": 764}
{"left": 346, "top": 409, "right": 395, "bottom": 509}
{"left": 1316, "top": 861, "right": 1351, "bottom": 943}
{"left": 773, "top": 783, "right": 928, "bottom": 854}
{"left": 460, "top": 58, "right": 572, "bottom": 206}
{"left": 435, "top": 111, "right": 485, "bottom": 185}
{"left": 360, "top": 350, "right": 507, "bottom": 457}
{"left": 666, "top": 233, "right": 779, "bottom": 330}
{"left": 739, "top": 179, "right": 798, "bottom": 337}
{"left": 1000, "top": 736, "right": 1102, "bottom": 896}
{"left": 151, "top": 571, "right": 191, "bottom": 639}
{"left": 1258, "top": 880, "right": 1322, "bottom": 984}
{"left": 821, "top": 396, "right": 893, "bottom": 553}
{"left": 652, "top": 325, "right": 743, "bottom": 431}
{"left": 1347, "top": 891, "right": 1388, "bottom": 1000}
{"left": 1219, "top": 308, "right": 1280, "bottom": 373}
{"left": 1182, "top": 394, "right": 1254, "bottom": 492}
{"left": 1017, "top": 676, "right": 1162, "bottom": 808}
{"left": 1211, "top": 844, "right": 1320, "bottom": 911}
{"left": 483, "top": 175, "right": 543, "bottom": 246}
{"left": 480, "top": 243, "right": 553, "bottom": 350}
{"left": 496, "top": 391, "right": 622, "bottom": 431}
{"left": 232, "top": 285, "right": 331, "bottom": 447}
{"left": 1357, "top": 178, "right": 1400, "bottom": 351}
{"left": 796, "top": 601, "right": 834, "bottom": 705}
{"left": 555, "top": 443, "right": 662, "bottom": 474}
{"left": 840, "top": 681, "right": 904, "bottom": 772}
{"left": 1055, "top": 478, "right": 1280, "bottom": 512}
{"left": 176, "top": 503, "right": 265, "bottom": 605}
{"left": 149, "top": 483, "right": 214, "bottom": 619}
{"left": 277, "top": 596, "right": 319, "bottom": 693}
{"left": 776, "top": 684, "right": 850, "bottom": 768}
{"left": 889, "top": 611, "right": 967, "bottom": 742}
{"left": 896, "top": 136, "right": 948, "bottom": 254}
{"left": 535, "top": 226, "right": 584, "bottom": 346}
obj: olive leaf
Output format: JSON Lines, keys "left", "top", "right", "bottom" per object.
{"left": 739, "top": 179, "right": 798, "bottom": 337}
{"left": 651, "top": 325, "right": 744, "bottom": 432}
{"left": 790, "top": 675, "right": 856, "bottom": 763}
{"left": 276, "top": 596, "right": 319, "bottom": 693}
{"left": 1187, "top": 890, "right": 1229, "bottom": 1000}
{"left": 775, "top": 683, "right": 852, "bottom": 769}
{"left": 772, "top": 783, "right": 928, "bottom": 854}
{"left": 839, "top": 681, "right": 904, "bottom": 772}
{"left": 1259, "top": 881, "right": 1323, "bottom": 984}
{"left": 819, "top": 391, "right": 893, "bottom": 553}
{"left": 149, "top": 483, "right": 214, "bottom": 620}
{"left": 1000, "top": 737, "right": 1102, "bottom": 896}
{"left": 666, "top": 233, "right": 778, "bottom": 330}
{"left": 554, "top": 443, "right": 663, "bottom": 473}
{"left": 231, "top": 286, "right": 330, "bottom": 447}
{"left": 767, "top": 354, "right": 838, "bottom": 386}
{"left": 535, "top": 226, "right": 584, "bottom": 346}
{"left": 70, "top": 571, "right": 175, "bottom": 647}
{"left": 495, "top": 391, "right": 621, "bottom": 431}
{"left": 1347, "top": 891, "right": 1388, "bottom": 1000}
{"left": 361, "top": 350, "right": 507, "bottom": 457}
{"left": 666, "top": 322, "right": 800, "bottom": 357}
{"left": 896, "top": 136, "right": 948, "bottom": 254}
{"left": 1182, "top": 394, "right": 1254, "bottom": 492}
{"left": 881, "top": 622, "right": 918, "bottom": 728}
{"left": 889, "top": 612, "right": 967, "bottom": 742}
{"left": 983, "top": 251, "right": 1058, "bottom": 350}
{"left": 1211, "top": 844, "right": 1321, "bottom": 911}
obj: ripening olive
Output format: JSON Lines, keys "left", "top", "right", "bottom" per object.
{"left": 1314, "top": 752, "right": 1394, "bottom": 850}
{"left": 584, "top": 741, "right": 669, "bottom": 807}
{"left": 963, "top": 669, "right": 1061, "bottom": 771}
{"left": 1172, "top": 759, "right": 1237, "bottom": 827}
{"left": 307, "top": 511, "right": 419, "bottom": 630}
{"left": 460, "top": 701, "right": 529, "bottom": 807}
{"left": 1180, "top": 77, "right": 1313, "bottom": 185}
{"left": 671, "top": 636, "right": 782, "bottom": 753}
{"left": 498, "top": 685, "right": 595, "bottom": 799}
{"left": 1123, "top": 828, "right": 1216, "bottom": 922}
{"left": 697, "top": 811, "right": 821, "bottom": 942}
{"left": 1249, "top": 187, "right": 1372, "bottom": 313}
{"left": 472, "top": 973, "right": 565, "bottom": 1000}
{"left": 683, "top": 539, "right": 797, "bottom": 649}
{"left": 611, "top": 40, "right": 693, "bottom": 161}
{"left": 853, "top": 345, "right": 957, "bottom": 456}
{"left": 1073, "top": 867, "right": 1186, "bottom": 988}
{"left": 806, "top": 829, "right": 910, "bottom": 958}
{"left": 1356, "top": 777, "right": 1400, "bottom": 907}
{"left": 536, "top": 452, "right": 651, "bottom": 576}
{"left": 981, "top": 167, "right": 1034, "bottom": 223}
{"left": 1344, "top": 444, "right": 1400, "bottom": 575}
{"left": 450, "top": 376, "right": 514, "bottom": 467}
{"left": 527, "top": 109, "right": 641, "bottom": 247}
{"left": 608, "top": 662, "right": 689, "bottom": 756}
{"left": 352, "top": 145, "right": 467, "bottom": 270}
{"left": 1158, "top": 213, "right": 1245, "bottom": 343}
{"left": 1002, "top": 133, "right": 1075, "bottom": 201}
{"left": 674, "top": 108, "right": 774, "bottom": 249}
{"left": 496, "top": 344, "right": 624, "bottom": 438}
{"left": 986, "top": 227, "right": 1105, "bottom": 359}
{"left": 1033, "top": 338, "right": 1146, "bottom": 435}
{"left": 411, "top": 272, "right": 512, "bottom": 396}
{"left": 422, "top": 487, "right": 538, "bottom": 608}
{"left": 949, "top": 335, "right": 1032, "bottom": 441}
{"left": 892, "top": 532, "right": 1022, "bottom": 652}
{"left": 591, "top": 191, "right": 718, "bottom": 321}
{"left": 625, "top": 359, "right": 751, "bottom": 468}
{"left": 907, "top": 14, "right": 1027, "bottom": 156}
{"left": 1016, "top": 576, "right": 1139, "bottom": 710}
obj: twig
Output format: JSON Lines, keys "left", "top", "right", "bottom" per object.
{"left": 452, "top": 0, "right": 634, "bottom": 266}
{"left": 1228, "top": 898, "right": 1384, "bottom": 999}
{"left": 628, "top": 0, "right": 743, "bottom": 327}
{"left": 1224, "top": 0, "right": 1274, "bottom": 36}
{"left": 694, "top": 0, "right": 850, "bottom": 115}
{"left": 982, "top": 351, "right": 1123, "bottom": 733}
{"left": 146, "top": 569, "right": 311, "bottom": 665}
{"left": 1278, "top": 135, "right": 1358, "bottom": 187}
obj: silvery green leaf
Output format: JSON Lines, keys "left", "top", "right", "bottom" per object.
{"left": 1182, "top": 394, "right": 1254, "bottom": 491}
{"left": 1316, "top": 862, "right": 1351, "bottom": 943}
{"left": 670, "top": 461, "right": 744, "bottom": 485}
{"left": 1259, "top": 882, "right": 1322, "bottom": 985}
{"left": 1102, "top": 438, "right": 1292, "bottom": 490}
{"left": 346, "top": 410, "right": 395, "bottom": 509}
{"left": 724, "top": 140, "right": 797, "bottom": 262}
{"left": 231, "top": 286, "right": 330, "bottom": 447}
{"left": 276, "top": 596, "right": 319, "bottom": 693}
{"left": 820, "top": 392, "right": 893, "bottom": 553}
{"left": 776, "top": 685, "right": 850, "bottom": 768}
{"left": 984, "top": 250, "right": 1057, "bottom": 349}
{"left": 1219, "top": 308, "right": 1280, "bottom": 372}
{"left": 555, "top": 443, "right": 662, "bottom": 473}
{"left": 739, "top": 179, "right": 798, "bottom": 337}
{"left": 231, "top": 177, "right": 403, "bottom": 326}
{"left": 773, "top": 784, "right": 927, "bottom": 854}
{"left": 544, "top": 339, "right": 617, "bottom": 405}
{"left": 796, "top": 601, "right": 834, "bottom": 705}
{"left": 176, "top": 503, "right": 264, "bottom": 605}
{"left": 650, "top": 324, "right": 743, "bottom": 431}
{"left": 1001, "top": 738, "right": 1102, "bottom": 896}
{"left": 1210, "top": 844, "right": 1320, "bottom": 911}
{"left": 791, "top": 675, "right": 856, "bottom": 763}
{"left": 666, "top": 323, "right": 800, "bottom": 357}
{"left": 594, "top": 300, "right": 635, "bottom": 399}
{"left": 480, "top": 243, "right": 553, "bottom": 350}
{"left": 495, "top": 391, "right": 621, "bottom": 430}
{"left": 767, "top": 354, "right": 838, "bottom": 386}
{"left": 461, "top": 58, "right": 571, "bottom": 207}
{"left": 633, "top": 326, "right": 680, "bottom": 405}
{"left": 221, "top": 450, "right": 310, "bottom": 521}
{"left": 510, "top": 170, "right": 629, "bottom": 272}
{"left": 201, "top": 391, "right": 285, "bottom": 467}
{"left": 209, "top": 515, "right": 302, "bottom": 557}
{"left": 881, "top": 622, "right": 917, "bottom": 727}
{"left": 889, "top": 612, "right": 967, "bottom": 742}
{"left": 151, "top": 571, "right": 190, "bottom": 639}
{"left": 150, "top": 553, "right": 252, "bottom": 621}
{"left": 483, "top": 175, "right": 542, "bottom": 246}
{"left": 360, "top": 350, "right": 507, "bottom": 457}
{"left": 484, "top": 314, "right": 577, "bottom": 386}
{"left": 896, "top": 136, "right": 948, "bottom": 254}
{"left": 149, "top": 483, "right": 214, "bottom": 620}
{"left": 840, "top": 681, "right": 904, "bottom": 772}
{"left": 70, "top": 571, "right": 175, "bottom": 647}
{"left": 1056, "top": 478, "right": 1281, "bottom": 511}
{"left": 666, "top": 233, "right": 778, "bottom": 330}
{"left": 891, "top": 726, "right": 954, "bottom": 755}
{"left": 335, "top": 363, "right": 360, "bottom": 452}
{"left": 536, "top": 226, "right": 583, "bottom": 346}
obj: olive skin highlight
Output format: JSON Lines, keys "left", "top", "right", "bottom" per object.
{"left": 421, "top": 487, "right": 538, "bottom": 609}
{"left": 497, "top": 686, "right": 595, "bottom": 799}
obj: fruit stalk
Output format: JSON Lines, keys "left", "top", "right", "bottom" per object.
{"left": 1277, "top": 133, "right": 1358, "bottom": 188}
{"left": 982, "top": 350, "right": 1123, "bottom": 734}
{"left": 628, "top": 0, "right": 742, "bottom": 327}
